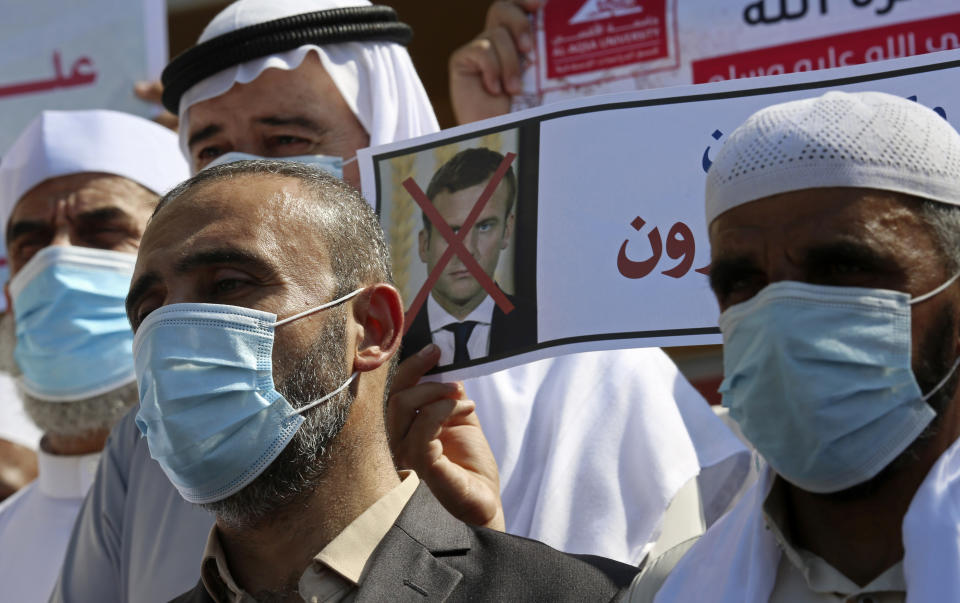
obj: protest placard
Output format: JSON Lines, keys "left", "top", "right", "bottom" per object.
{"left": 0, "top": 0, "right": 167, "bottom": 154}
{"left": 0, "top": 0, "right": 166, "bottom": 306}
{"left": 515, "top": 0, "right": 960, "bottom": 110}
{"left": 360, "top": 48, "right": 960, "bottom": 380}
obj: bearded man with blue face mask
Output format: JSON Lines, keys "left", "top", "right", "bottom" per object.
{"left": 0, "top": 109, "right": 188, "bottom": 602}
{"left": 125, "top": 159, "right": 636, "bottom": 602}
{"left": 628, "top": 91, "right": 960, "bottom": 603}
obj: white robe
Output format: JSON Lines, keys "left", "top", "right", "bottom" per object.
{"left": 652, "top": 434, "right": 960, "bottom": 602}
{"left": 0, "top": 373, "right": 41, "bottom": 449}
{"left": 0, "top": 448, "right": 99, "bottom": 602}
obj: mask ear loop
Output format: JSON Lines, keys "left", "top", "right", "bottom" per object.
{"left": 275, "top": 288, "right": 364, "bottom": 327}
{"left": 342, "top": 155, "right": 358, "bottom": 166}
{"left": 911, "top": 271, "right": 960, "bottom": 305}
{"left": 923, "top": 350, "right": 960, "bottom": 402}
{"left": 293, "top": 371, "right": 359, "bottom": 415}
{"left": 912, "top": 272, "right": 960, "bottom": 400}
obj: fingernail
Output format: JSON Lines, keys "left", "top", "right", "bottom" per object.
{"left": 491, "top": 79, "right": 502, "bottom": 94}
{"left": 133, "top": 81, "right": 150, "bottom": 93}
{"left": 520, "top": 32, "right": 533, "bottom": 52}
{"left": 420, "top": 343, "right": 439, "bottom": 356}
{"left": 509, "top": 76, "right": 523, "bottom": 94}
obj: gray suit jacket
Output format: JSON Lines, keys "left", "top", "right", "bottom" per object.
{"left": 171, "top": 483, "right": 636, "bottom": 602}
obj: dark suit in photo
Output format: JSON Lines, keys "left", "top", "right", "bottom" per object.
{"left": 400, "top": 289, "right": 537, "bottom": 364}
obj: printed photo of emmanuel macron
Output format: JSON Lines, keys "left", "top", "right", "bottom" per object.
{"left": 401, "top": 147, "right": 536, "bottom": 366}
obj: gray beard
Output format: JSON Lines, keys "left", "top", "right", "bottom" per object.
{"left": 201, "top": 307, "right": 354, "bottom": 529}
{"left": 0, "top": 312, "right": 137, "bottom": 437}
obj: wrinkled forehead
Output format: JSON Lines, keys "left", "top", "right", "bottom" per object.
{"left": 708, "top": 187, "right": 935, "bottom": 256}
{"left": 9, "top": 173, "right": 154, "bottom": 220}
{"left": 180, "top": 50, "right": 357, "bottom": 157}
{"left": 145, "top": 174, "right": 328, "bottom": 261}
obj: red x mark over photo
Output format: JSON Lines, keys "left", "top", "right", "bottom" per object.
{"left": 401, "top": 152, "right": 518, "bottom": 335}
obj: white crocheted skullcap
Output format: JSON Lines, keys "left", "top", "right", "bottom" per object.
{"left": 0, "top": 110, "right": 188, "bottom": 231}
{"left": 705, "top": 91, "right": 960, "bottom": 224}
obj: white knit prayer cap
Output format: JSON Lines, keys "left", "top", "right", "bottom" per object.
{"left": 705, "top": 91, "right": 960, "bottom": 224}
{"left": 0, "top": 110, "right": 189, "bottom": 231}
{"left": 176, "top": 0, "right": 439, "bottom": 164}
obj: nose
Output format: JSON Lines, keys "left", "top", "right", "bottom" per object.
{"left": 48, "top": 198, "right": 74, "bottom": 248}
{"left": 764, "top": 246, "right": 806, "bottom": 285}
{"left": 466, "top": 229, "right": 480, "bottom": 257}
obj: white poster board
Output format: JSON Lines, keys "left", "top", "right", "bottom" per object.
{"left": 0, "top": 0, "right": 167, "bottom": 154}
{"left": 360, "top": 48, "right": 960, "bottom": 380}
{"left": 0, "top": 0, "right": 167, "bottom": 306}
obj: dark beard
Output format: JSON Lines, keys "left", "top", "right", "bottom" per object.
{"left": 201, "top": 307, "right": 354, "bottom": 528}
{"left": 819, "top": 307, "right": 959, "bottom": 502}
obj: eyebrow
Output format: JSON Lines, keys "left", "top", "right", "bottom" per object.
{"left": 7, "top": 206, "right": 135, "bottom": 243}
{"left": 708, "top": 255, "right": 760, "bottom": 294}
{"left": 74, "top": 206, "right": 135, "bottom": 226}
{"left": 187, "top": 124, "right": 223, "bottom": 149}
{"left": 803, "top": 239, "right": 893, "bottom": 271}
{"left": 6, "top": 219, "right": 48, "bottom": 244}
{"left": 125, "top": 247, "right": 277, "bottom": 322}
{"left": 257, "top": 115, "right": 326, "bottom": 135}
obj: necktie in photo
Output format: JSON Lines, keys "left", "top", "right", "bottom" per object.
{"left": 443, "top": 321, "right": 479, "bottom": 364}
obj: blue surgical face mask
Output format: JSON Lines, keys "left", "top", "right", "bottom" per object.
{"left": 203, "top": 151, "right": 348, "bottom": 179}
{"left": 133, "top": 288, "right": 363, "bottom": 504}
{"left": 9, "top": 245, "right": 136, "bottom": 401}
{"left": 718, "top": 276, "right": 960, "bottom": 493}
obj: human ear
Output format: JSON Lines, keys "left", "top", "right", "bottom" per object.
{"left": 353, "top": 283, "right": 404, "bottom": 373}
{"left": 418, "top": 228, "right": 429, "bottom": 263}
{"left": 501, "top": 212, "right": 515, "bottom": 250}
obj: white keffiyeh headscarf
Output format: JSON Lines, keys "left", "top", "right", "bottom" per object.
{"left": 175, "top": 0, "right": 439, "bottom": 160}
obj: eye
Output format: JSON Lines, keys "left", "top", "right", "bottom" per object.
{"left": 197, "top": 146, "right": 224, "bottom": 161}
{"left": 11, "top": 236, "right": 51, "bottom": 266}
{"left": 209, "top": 268, "right": 258, "bottom": 298}
{"left": 266, "top": 135, "right": 312, "bottom": 153}
{"left": 826, "top": 262, "right": 863, "bottom": 275}
{"left": 213, "top": 278, "right": 244, "bottom": 293}
{"left": 131, "top": 295, "right": 162, "bottom": 331}
{"left": 712, "top": 273, "right": 766, "bottom": 309}
{"left": 133, "top": 306, "right": 154, "bottom": 330}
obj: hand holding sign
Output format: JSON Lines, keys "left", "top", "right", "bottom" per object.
{"left": 387, "top": 344, "right": 504, "bottom": 530}
{"left": 449, "top": 0, "right": 542, "bottom": 124}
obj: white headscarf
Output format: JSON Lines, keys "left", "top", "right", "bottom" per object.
{"left": 0, "top": 110, "right": 188, "bottom": 231}
{"left": 176, "top": 0, "right": 439, "bottom": 159}
{"left": 705, "top": 91, "right": 960, "bottom": 225}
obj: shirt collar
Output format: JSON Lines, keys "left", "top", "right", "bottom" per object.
{"left": 762, "top": 476, "right": 906, "bottom": 596}
{"left": 315, "top": 470, "right": 420, "bottom": 583}
{"left": 427, "top": 293, "right": 496, "bottom": 332}
{"left": 200, "top": 471, "right": 421, "bottom": 601}
{"left": 36, "top": 447, "right": 100, "bottom": 499}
